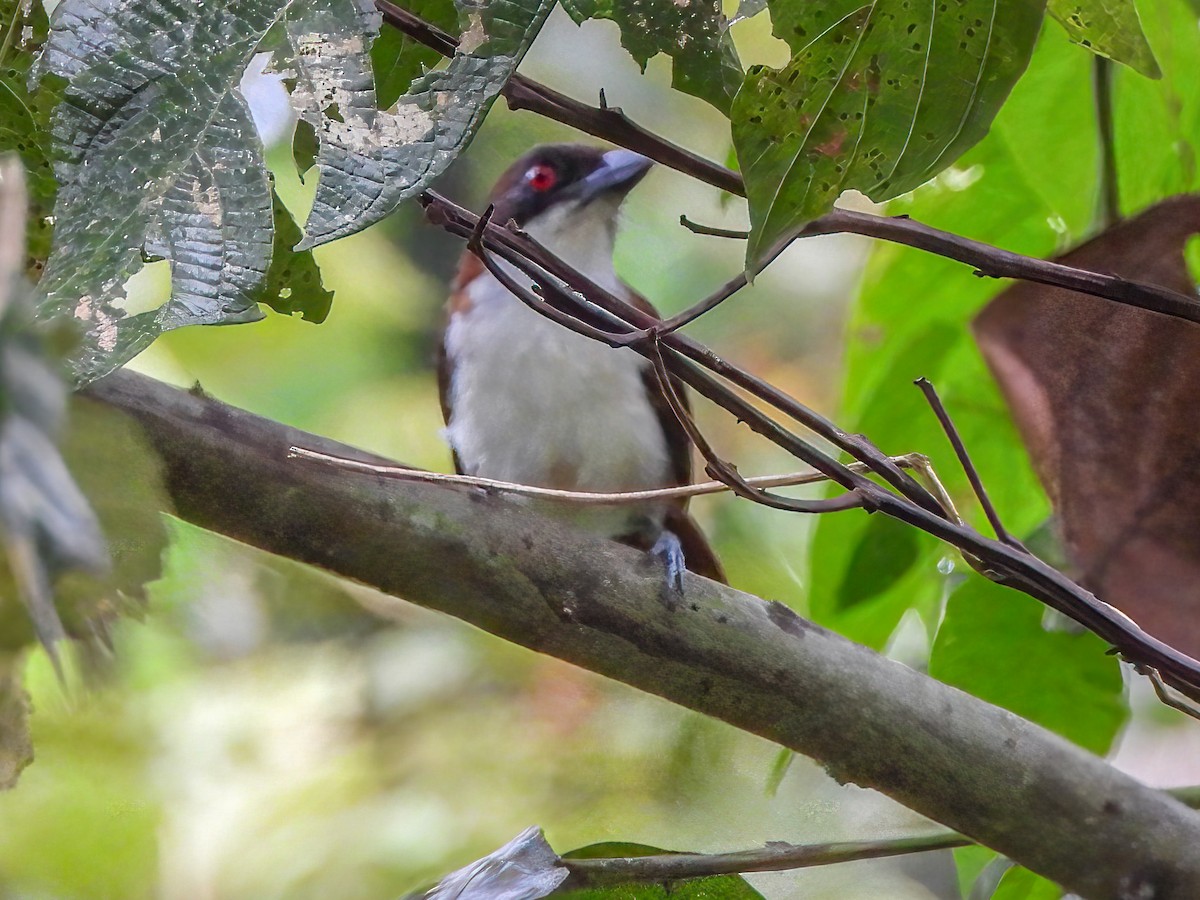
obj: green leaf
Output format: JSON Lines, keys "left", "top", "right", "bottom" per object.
{"left": 260, "top": 191, "right": 334, "bottom": 322}
{"left": 930, "top": 573, "right": 1126, "bottom": 755}
{"left": 562, "top": 0, "right": 742, "bottom": 114}
{"left": 35, "top": 0, "right": 543, "bottom": 382}
{"left": 732, "top": 0, "right": 1045, "bottom": 266}
{"left": 560, "top": 843, "right": 765, "bottom": 899}
{"left": 292, "top": 0, "right": 556, "bottom": 249}
{"left": 989, "top": 865, "right": 1062, "bottom": 900}
{"left": 807, "top": 24, "right": 1104, "bottom": 649}
{"left": 371, "top": 0, "right": 459, "bottom": 108}
{"left": 0, "top": 0, "right": 56, "bottom": 268}
{"left": 1048, "top": 0, "right": 1160, "bottom": 77}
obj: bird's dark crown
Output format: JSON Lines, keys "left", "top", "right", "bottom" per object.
{"left": 488, "top": 143, "right": 651, "bottom": 227}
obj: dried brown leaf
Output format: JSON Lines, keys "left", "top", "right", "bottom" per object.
{"left": 974, "top": 196, "right": 1200, "bottom": 655}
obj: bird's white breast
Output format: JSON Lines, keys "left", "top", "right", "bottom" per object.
{"left": 444, "top": 250, "right": 673, "bottom": 537}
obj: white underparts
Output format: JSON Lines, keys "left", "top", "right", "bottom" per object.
{"left": 444, "top": 199, "right": 672, "bottom": 538}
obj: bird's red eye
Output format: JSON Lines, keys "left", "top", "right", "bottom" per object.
{"left": 526, "top": 163, "right": 557, "bottom": 192}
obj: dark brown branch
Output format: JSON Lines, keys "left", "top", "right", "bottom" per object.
{"left": 1093, "top": 56, "right": 1121, "bottom": 230}
{"left": 418, "top": 188, "right": 1200, "bottom": 703}
{"left": 374, "top": 0, "right": 743, "bottom": 196}
{"left": 648, "top": 337, "right": 866, "bottom": 515}
{"left": 377, "top": 0, "right": 1200, "bottom": 330}
{"left": 562, "top": 832, "right": 970, "bottom": 888}
{"left": 915, "top": 377, "right": 1019, "bottom": 549}
{"left": 679, "top": 215, "right": 750, "bottom": 239}
{"left": 78, "top": 370, "right": 1200, "bottom": 899}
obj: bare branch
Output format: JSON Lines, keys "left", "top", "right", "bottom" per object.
{"left": 418, "top": 188, "right": 1200, "bottom": 704}
{"left": 287, "top": 445, "right": 922, "bottom": 505}
{"left": 561, "top": 832, "right": 970, "bottom": 888}
{"left": 678, "top": 215, "right": 749, "bottom": 239}
{"left": 1093, "top": 56, "right": 1121, "bottom": 230}
{"left": 915, "top": 377, "right": 1021, "bottom": 549}
{"left": 648, "top": 337, "right": 867, "bottom": 514}
{"left": 376, "top": 0, "right": 1200, "bottom": 329}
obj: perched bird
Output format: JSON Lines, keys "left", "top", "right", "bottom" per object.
{"left": 438, "top": 143, "right": 724, "bottom": 587}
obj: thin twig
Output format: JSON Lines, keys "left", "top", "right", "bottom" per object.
{"left": 1093, "top": 56, "right": 1121, "bottom": 231}
{"left": 679, "top": 215, "right": 749, "bottom": 239}
{"left": 418, "top": 189, "right": 1200, "bottom": 704}
{"left": 915, "top": 377, "right": 1021, "bottom": 549}
{"left": 1139, "top": 665, "right": 1200, "bottom": 722}
{"left": 560, "top": 832, "right": 971, "bottom": 888}
{"left": 287, "top": 446, "right": 921, "bottom": 505}
{"left": 648, "top": 336, "right": 867, "bottom": 515}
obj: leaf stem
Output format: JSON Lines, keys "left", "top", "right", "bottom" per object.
{"left": 1093, "top": 55, "right": 1121, "bottom": 230}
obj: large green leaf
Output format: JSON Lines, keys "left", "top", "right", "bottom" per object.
{"left": 561, "top": 0, "right": 742, "bottom": 114}
{"left": 807, "top": 23, "right": 1102, "bottom": 646}
{"left": 732, "top": 0, "right": 1045, "bottom": 266}
{"left": 34, "top": 0, "right": 548, "bottom": 382}
{"left": 33, "top": 0, "right": 333, "bottom": 382}
{"left": 930, "top": 573, "right": 1126, "bottom": 755}
{"left": 292, "top": 0, "right": 555, "bottom": 248}
{"left": 1048, "top": 0, "right": 1160, "bottom": 77}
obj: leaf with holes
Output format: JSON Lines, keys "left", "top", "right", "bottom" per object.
{"left": 35, "top": 0, "right": 542, "bottom": 382}
{"left": 562, "top": 0, "right": 742, "bottom": 114}
{"left": 1048, "top": 0, "right": 1159, "bottom": 78}
{"left": 371, "top": 0, "right": 459, "bottom": 108}
{"left": 290, "top": 0, "right": 555, "bottom": 248}
{"left": 33, "top": 0, "right": 340, "bottom": 383}
{"left": 732, "top": 0, "right": 1045, "bottom": 267}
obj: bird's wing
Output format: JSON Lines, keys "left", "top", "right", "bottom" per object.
{"left": 438, "top": 253, "right": 486, "bottom": 475}
{"left": 627, "top": 288, "right": 693, "bottom": 491}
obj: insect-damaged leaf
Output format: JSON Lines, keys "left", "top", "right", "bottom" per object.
{"left": 732, "top": 0, "right": 1045, "bottom": 268}
{"left": 561, "top": 0, "right": 742, "bottom": 114}
{"left": 1047, "top": 0, "right": 1160, "bottom": 78}
{"left": 36, "top": 0, "right": 550, "bottom": 381}
{"left": 289, "top": 0, "right": 554, "bottom": 249}
{"left": 34, "top": 0, "right": 335, "bottom": 383}
{"left": 974, "top": 196, "right": 1200, "bottom": 658}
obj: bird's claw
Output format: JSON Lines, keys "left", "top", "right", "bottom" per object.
{"left": 650, "top": 529, "right": 687, "bottom": 594}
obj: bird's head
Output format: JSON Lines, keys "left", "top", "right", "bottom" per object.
{"left": 487, "top": 144, "right": 652, "bottom": 272}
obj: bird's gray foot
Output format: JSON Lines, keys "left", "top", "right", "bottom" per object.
{"left": 650, "top": 529, "right": 686, "bottom": 593}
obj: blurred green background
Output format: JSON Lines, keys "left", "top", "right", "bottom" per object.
{"left": 4, "top": 3, "right": 1200, "bottom": 898}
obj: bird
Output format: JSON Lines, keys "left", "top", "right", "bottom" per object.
{"left": 437, "top": 143, "right": 724, "bottom": 588}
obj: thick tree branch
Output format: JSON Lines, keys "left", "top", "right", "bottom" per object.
{"left": 375, "top": 0, "right": 1200, "bottom": 329}
{"left": 81, "top": 369, "right": 1200, "bottom": 900}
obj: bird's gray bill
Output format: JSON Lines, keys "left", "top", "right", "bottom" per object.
{"left": 577, "top": 149, "right": 653, "bottom": 203}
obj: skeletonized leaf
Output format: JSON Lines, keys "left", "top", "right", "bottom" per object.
{"left": 732, "top": 0, "right": 1045, "bottom": 267}
{"left": 1048, "top": 0, "right": 1160, "bottom": 78}
{"left": 562, "top": 0, "right": 742, "bottom": 114}
{"left": 34, "top": 0, "right": 338, "bottom": 383}
{"left": 289, "top": 0, "right": 555, "bottom": 248}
